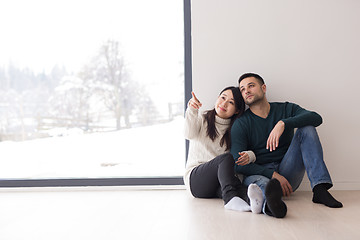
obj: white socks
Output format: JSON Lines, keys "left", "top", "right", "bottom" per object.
{"left": 248, "top": 183, "right": 264, "bottom": 214}
{"left": 224, "top": 184, "right": 264, "bottom": 214}
{"left": 224, "top": 197, "right": 251, "bottom": 212}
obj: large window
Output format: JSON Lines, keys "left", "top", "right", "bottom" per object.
{"left": 0, "top": 0, "right": 191, "bottom": 186}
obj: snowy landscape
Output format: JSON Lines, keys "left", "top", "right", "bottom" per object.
{"left": 0, "top": 0, "right": 186, "bottom": 180}
{"left": 0, "top": 117, "right": 185, "bottom": 179}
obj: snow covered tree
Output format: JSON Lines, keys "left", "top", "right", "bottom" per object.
{"left": 48, "top": 76, "right": 92, "bottom": 129}
{"left": 46, "top": 39, "right": 160, "bottom": 131}
{"left": 80, "top": 40, "right": 136, "bottom": 129}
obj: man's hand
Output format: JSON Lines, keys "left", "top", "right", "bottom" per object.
{"left": 188, "top": 92, "right": 202, "bottom": 109}
{"left": 272, "top": 171, "right": 293, "bottom": 197}
{"left": 235, "top": 152, "right": 250, "bottom": 166}
{"left": 266, "top": 120, "right": 285, "bottom": 152}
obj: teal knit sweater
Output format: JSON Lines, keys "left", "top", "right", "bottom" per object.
{"left": 230, "top": 102, "right": 322, "bottom": 178}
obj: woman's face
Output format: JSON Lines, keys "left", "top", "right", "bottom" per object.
{"left": 214, "top": 89, "right": 238, "bottom": 119}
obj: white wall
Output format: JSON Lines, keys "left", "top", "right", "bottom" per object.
{"left": 191, "top": 0, "right": 360, "bottom": 190}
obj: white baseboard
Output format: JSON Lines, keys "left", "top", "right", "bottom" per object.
{"left": 0, "top": 185, "right": 187, "bottom": 193}
{"left": 297, "top": 180, "right": 360, "bottom": 191}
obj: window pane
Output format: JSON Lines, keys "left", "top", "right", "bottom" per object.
{"left": 0, "top": 0, "right": 185, "bottom": 179}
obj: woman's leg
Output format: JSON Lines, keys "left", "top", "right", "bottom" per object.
{"left": 190, "top": 153, "right": 249, "bottom": 204}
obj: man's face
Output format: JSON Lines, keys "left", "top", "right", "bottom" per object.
{"left": 239, "top": 77, "right": 266, "bottom": 106}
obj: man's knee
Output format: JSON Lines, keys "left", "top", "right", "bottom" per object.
{"left": 298, "top": 125, "right": 316, "bottom": 132}
{"left": 296, "top": 126, "right": 319, "bottom": 139}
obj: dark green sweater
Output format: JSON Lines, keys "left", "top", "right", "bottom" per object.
{"left": 230, "top": 102, "right": 322, "bottom": 178}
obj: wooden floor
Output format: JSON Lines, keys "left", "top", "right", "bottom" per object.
{"left": 0, "top": 187, "right": 359, "bottom": 240}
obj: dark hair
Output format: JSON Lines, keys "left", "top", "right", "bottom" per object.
{"left": 238, "top": 73, "right": 265, "bottom": 85}
{"left": 203, "top": 86, "right": 245, "bottom": 151}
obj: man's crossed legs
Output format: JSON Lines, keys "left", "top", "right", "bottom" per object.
{"left": 243, "top": 126, "right": 343, "bottom": 218}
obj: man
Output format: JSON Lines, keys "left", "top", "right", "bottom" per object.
{"left": 230, "top": 73, "right": 342, "bottom": 218}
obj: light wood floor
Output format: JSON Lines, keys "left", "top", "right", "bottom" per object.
{"left": 0, "top": 187, "right": 359, "bottom": 240}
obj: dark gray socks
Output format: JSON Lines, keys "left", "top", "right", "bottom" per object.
{"left": 312, "top": 183, "right": 343, "bottom": 208}
{"left": 265, "top": 179, "right": 287, "bottom": 218}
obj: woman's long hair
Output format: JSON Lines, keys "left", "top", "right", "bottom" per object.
{"left": 203, "top": 86, "right": 245, "bottom": 151}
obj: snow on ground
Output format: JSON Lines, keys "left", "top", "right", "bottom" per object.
{"left": 0, "top": 117, "right": 185, "bottom": 179}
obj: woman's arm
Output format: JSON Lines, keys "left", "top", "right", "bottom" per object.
{"left": 235, "top": 150, "right": 256, "bottom": 165}
{"left": 184, "top": 107, "right": 203, "bottom": 139}
{"left": 184, "top": 92, "right": 203, "bottom": 140}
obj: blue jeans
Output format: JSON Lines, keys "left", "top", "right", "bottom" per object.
{"left": 243, "top": 126, "right": 333, "bottom": 197}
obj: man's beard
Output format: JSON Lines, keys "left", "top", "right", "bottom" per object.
{"left": 246, "top": 94, "right": 264, "bottom": 106}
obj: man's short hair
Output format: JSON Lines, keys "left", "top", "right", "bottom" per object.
{"left": 238, "top": 73, "right": 265, "bottom": 85}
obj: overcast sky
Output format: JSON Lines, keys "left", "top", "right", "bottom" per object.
{"left": 0, "top": 0, "right": 184, "bottom": 84}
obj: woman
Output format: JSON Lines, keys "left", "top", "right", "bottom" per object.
{"left": 184, "top": 86, "right": 263, "bottom": 213}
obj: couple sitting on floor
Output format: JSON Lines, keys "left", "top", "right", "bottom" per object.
{"left": 184, "top": 73, "right": 342, "bottom": 218}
